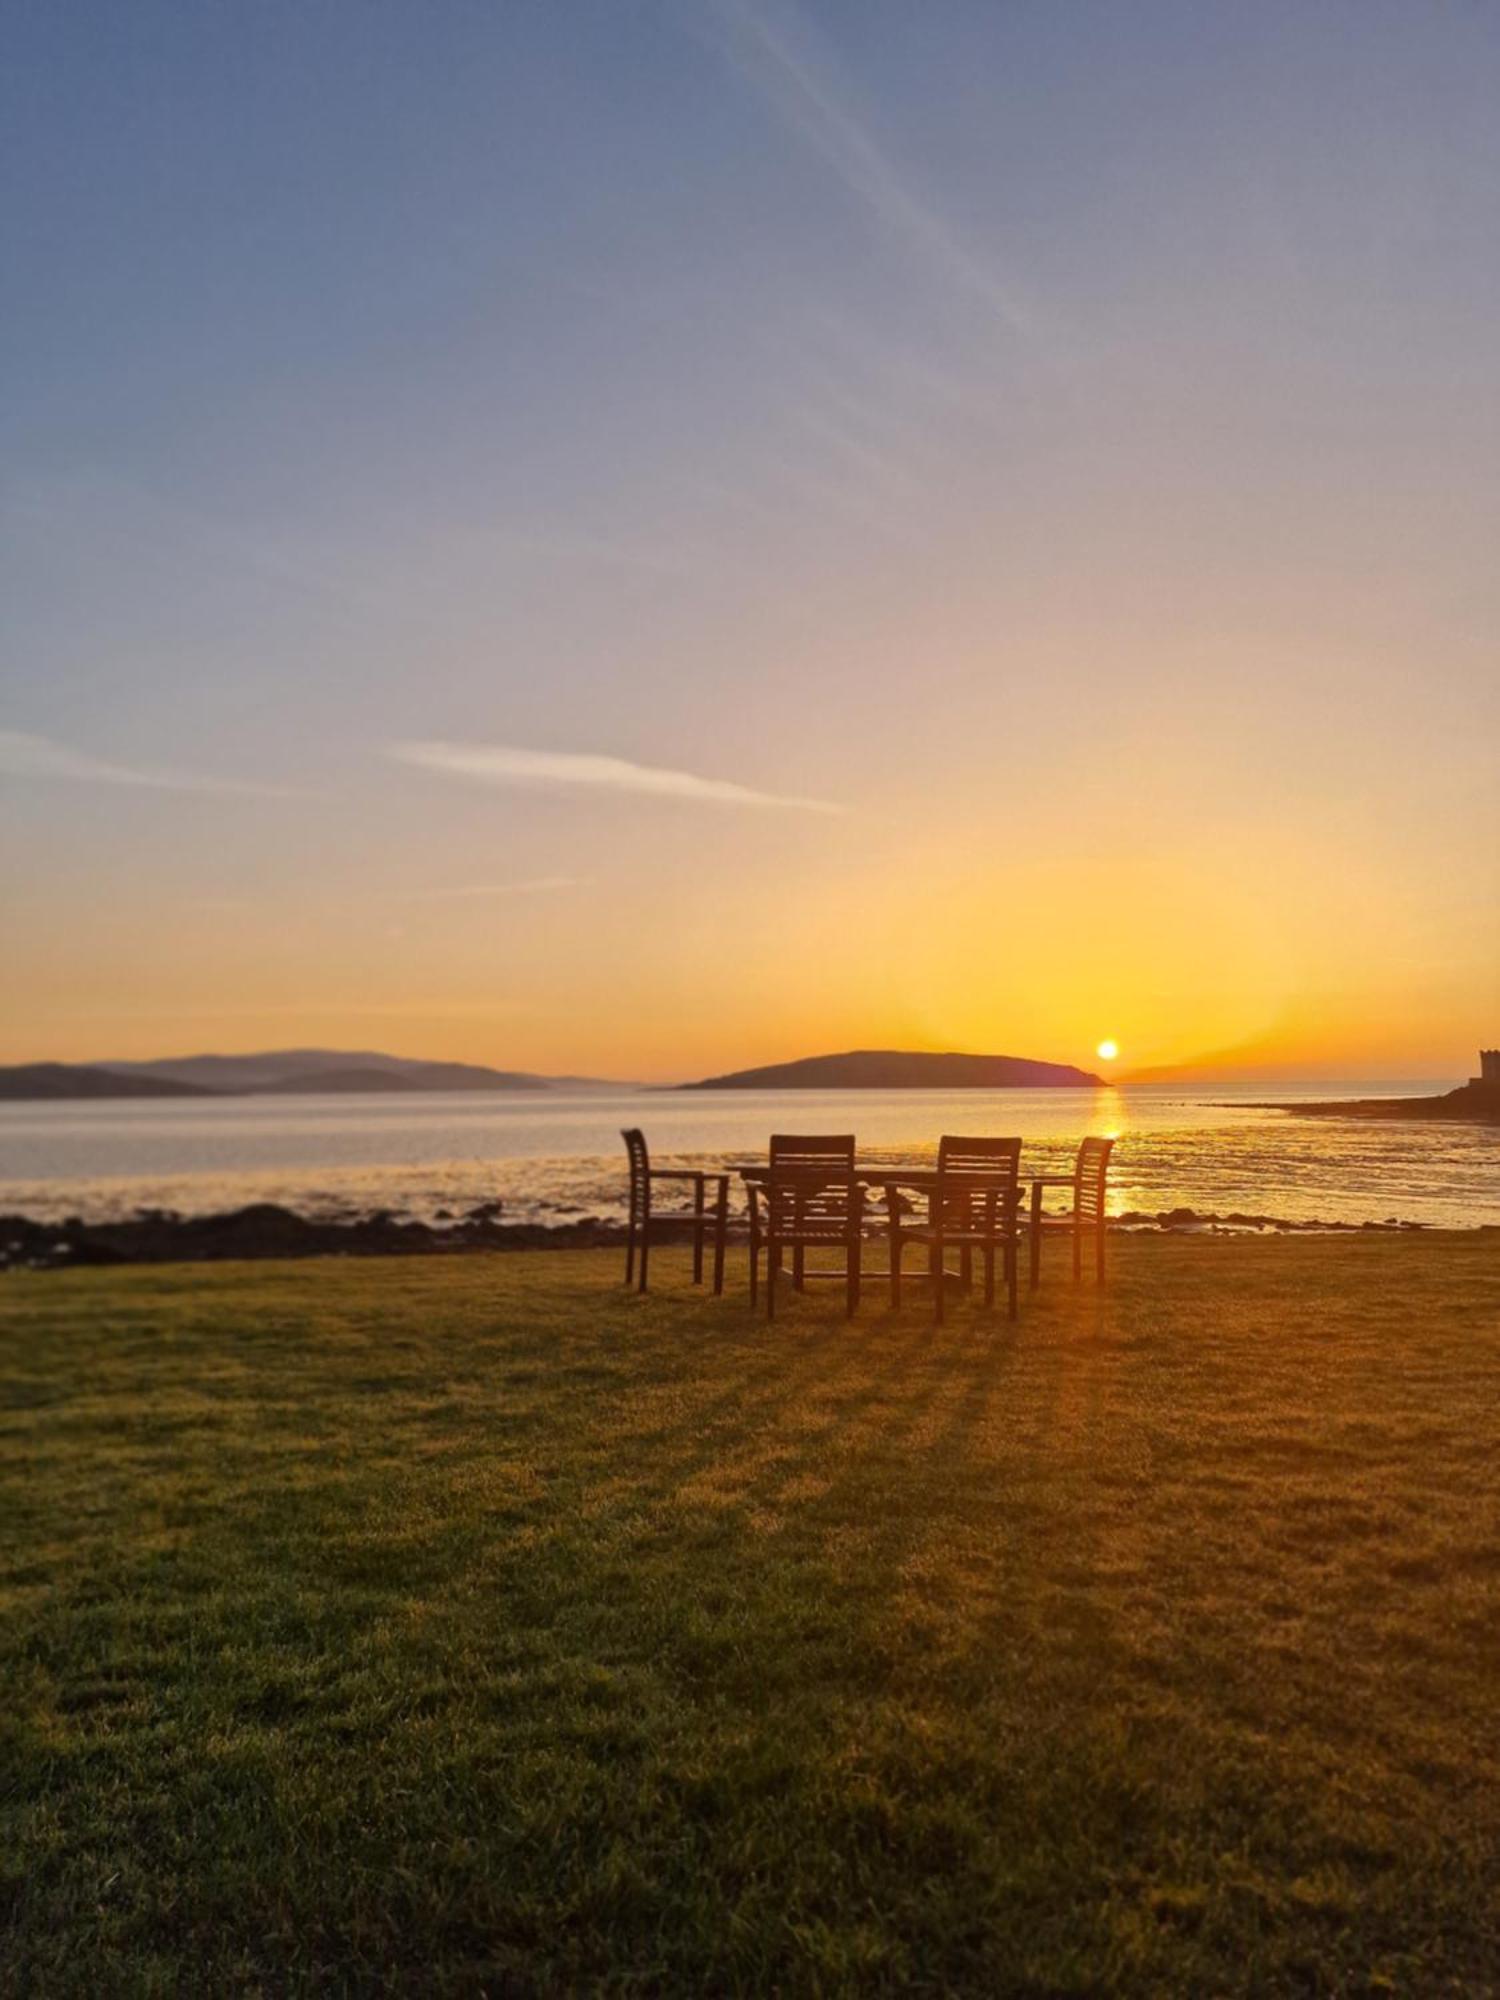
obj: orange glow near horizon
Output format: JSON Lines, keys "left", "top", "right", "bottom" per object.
{"left": 0, "top": 783, "right": 1492, "bottom": 1083}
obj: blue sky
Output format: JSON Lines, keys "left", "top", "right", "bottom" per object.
{"left": 3, "top": 2, "right": 1497, "bottom": 1075}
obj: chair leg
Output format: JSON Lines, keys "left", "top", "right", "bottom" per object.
{"left": 1029, "top": 1185, "right": 1043, "bottom": 1288}
{"left": 691, "top": 1181, "right": 705, "bottom": 1285}
{"left": 889, "top": 1229, "right": 902, "bottom": 1309}
{"left": 793, "top": 1245, "right": 805, "bottom": 1293}
{"left": 983, "top": 1245, "right": 995, "bottom": 1308}
{"left": 749, "top": 1230, "right": 759, "bottom": 1307}
{"left": 766, "top": 1243, "right": 779, "bottom": 1321}
{"left": 1096, "top": 1217, "right": 1106, "bottom": 1285}
{"left": 638, "top": 1224, "right": 650, "bottom": 1294}
{"left": 712, "top": 1191, "right": 727, "bottom": 1296}
{"left": 847, "top": 1234, "right": 861, "bottom": 1317}
{"left": 1072, "top": 1214, "right": 1082, "bottom": 1281}
{"left": 933, "top": 1234, "right": 945, "bottom": 1324}
{"left": 1008, "top": 1240, "right": 1018, "bottom": 1321}
{"left": 625, "top": 1217, "right": 636, "bottom": 1287}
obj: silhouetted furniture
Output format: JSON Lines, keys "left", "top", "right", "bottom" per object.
{"left": 622, "top": 1129, "right": 728, "bottom": 1295}
{"left": 748, "top": 1134, "right": 862, "bottom": 1320}
{"left": 884, "top": 1136, "right": 1022, "bottom": 1321}
{"left": 1026, "top": 1136, "right": 1115, "bottom": 1286}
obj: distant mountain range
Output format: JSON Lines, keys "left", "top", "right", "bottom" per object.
{"left": 0, "top": 1045, "right": 1108, "bottom": 1102}
{"left": 682, "top": 1049, "right": 1104, "bottom": 1090}
{"left": 0, "top": 1049, "right": 625, "bottom": 1101}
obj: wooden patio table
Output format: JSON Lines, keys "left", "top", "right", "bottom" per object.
{"left": 732, "top": 1160, "right": 1034, "bottom": 1298}
{"left": 734, "top": 1162, "right": 1102, "bottom": 1298}
{"left": 733, "top": 1161, "right": 1037, "bottom": 1204}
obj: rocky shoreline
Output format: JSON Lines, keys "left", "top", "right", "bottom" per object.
{"left": 1257, "top": 1078, "right": 1500, "bottom": 1124}
{"left": 0, "top": 1200, "right": 1440, "bottom": 1273}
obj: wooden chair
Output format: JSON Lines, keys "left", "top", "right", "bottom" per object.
{"left": 748, "top": 1134, "right": 862, "bottom": 1320}
{"left": 622, "top": 1129, "right": 728, "bottom": 1295}
{"left": 1026, "top": 1136, "right": 1115, "bottom": 1287}
{"left": 887, "top": 1136, "right": 1022, "bottom": 1322}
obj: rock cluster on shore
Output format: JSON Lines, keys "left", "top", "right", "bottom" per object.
{"left": 0, "top": 1202, "right": 629, "bottom": 1272}
{"left": 0, "top": 1201, "right": 1433, "bottom": 1272}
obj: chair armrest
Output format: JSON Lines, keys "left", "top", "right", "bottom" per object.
{"left": 646, "top": 1168, "right": 718, "bottom": 1183}
{"left": 882, "top": 1180, "right": 926, "bottom": 1227}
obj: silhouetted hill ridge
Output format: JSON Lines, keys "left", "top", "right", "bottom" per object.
{"left": 98, "top": 1050, "right": 552, "bottom": 1092}
{"left": 0, "top": 1064, "right": 213, "bottom": 1101}
{"left": 0, "top": 1051, "right": 625, "bottom": 1100}
{"left": 682, "top": 1049, "right": 1104, "bottom": 1090}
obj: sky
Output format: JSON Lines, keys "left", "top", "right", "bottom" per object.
{"left": 2, "top": 0, "right": 1497, "bottom": 1082}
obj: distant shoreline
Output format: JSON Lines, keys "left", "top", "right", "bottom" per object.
{"left": 1256, "top": 1080, "right": 1500, "bottom": 1125}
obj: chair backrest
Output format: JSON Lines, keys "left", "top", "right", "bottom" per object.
{"left": 622, "top": 1128, "right": 649, "bottom": 1217}
{"left": 765, "top": 1134, "right": 858, "bottom": 1236}
{"left": 1073, "top": 1136, "right": 1114, "bottom": 1220}
{"left": 769, "top": 1134, "right": 855, "bottom": 1174}
{"left": 936, "top": 1135, "right": 1020, "bottom": 1223}
{"left": 936, "top": 1135, "right": 1021, "bottom": 1178}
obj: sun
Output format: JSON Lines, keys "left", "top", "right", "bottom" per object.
{"left": 1095, "top": 1039, "right": 1119, "bottom": 1063}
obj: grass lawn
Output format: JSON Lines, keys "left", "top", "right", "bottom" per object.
{"left": 3, "top": 1236, "right": 1499, "bottom": 1996}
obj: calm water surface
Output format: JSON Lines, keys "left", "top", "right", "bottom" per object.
{"left": 1, "top": 1082, "right": 1495, "bottom": 1229}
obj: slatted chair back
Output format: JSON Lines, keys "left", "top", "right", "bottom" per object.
{"left": 1073, "top": 1136, "right": 1114, "bottom": 1221}
{"left": 768, "top": 1134, "right": 856, "bottom": 1175}
{"left": 934, "top": 1135, "right": 1021, "bottom": 1230}
{"left": 766, "top": 1133, "right": 858, "bottom": 1241}
{"left": 622, "top": 1128, "right": 650, "bottom": 1225}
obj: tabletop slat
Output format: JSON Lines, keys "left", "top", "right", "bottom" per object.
{"left": 731, "top": 1163, "right": 1048, "bottom": 1190}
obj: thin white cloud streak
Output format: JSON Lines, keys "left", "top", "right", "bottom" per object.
{"left": 699, "top": 0, "right": 1036, "bottom": 341}
{"left": 0, "top": 730, "right": 290, "bottom": 797}
{"left": 422, "top": 876, "right": 584, "bottom": 899}
{"left": 390, "top": 741, "right": 844, "bottom": 815}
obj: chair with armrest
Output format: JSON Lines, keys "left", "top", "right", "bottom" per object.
{"left": 887, "top": 1136, "right": 1022, "bottom": 1321}
{"left": 622, "top": 1128, "right": 729, "bottom": 1295}
{"left": 748, "top": 1134, "right": 862, "bottom": 1320}
{"left": 1026, "top": 1135, "right": 1115, "bottom": 1287}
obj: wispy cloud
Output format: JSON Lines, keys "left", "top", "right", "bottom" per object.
{"left": 0, "top": 730, "right": 288, "bottom": 797}
{"left": 390, "top": 741, "right": 844, "bottom": 815}
{"left": 422, "top": 876, "right": 584, "bottom": 899}
{"left": 698, "top": 0, "right": 1036, "bottom": 341}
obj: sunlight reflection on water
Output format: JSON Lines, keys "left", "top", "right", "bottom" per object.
{"left": 0, "top": 1084, "right": 1494, "bottom": 1229}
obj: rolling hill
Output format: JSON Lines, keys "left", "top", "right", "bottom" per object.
{"left": 96, "top": 1050, "right": 553, "bottom": 1092}
{"left": 682, "top": 1049, "right": 1104, "bottom": 1090}
{"left": 0, "top": 1050, "right": 624, "bottom": 1101}
{"left": 0, "top": 1064, "right": 213, "bottom": 1101}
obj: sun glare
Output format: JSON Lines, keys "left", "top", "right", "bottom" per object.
{"left": 1096, "top": 1040, "right": 1119, "bottom": 1062}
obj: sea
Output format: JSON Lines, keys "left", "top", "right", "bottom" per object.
{"left": 0, "top": 1081, "right": 1495, "bottom": 1232}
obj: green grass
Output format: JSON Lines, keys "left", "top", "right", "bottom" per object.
{"left": 3, "top": 1236, "right": 1498, "bottom": 1996}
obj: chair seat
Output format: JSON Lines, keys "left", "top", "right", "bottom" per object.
{"left": 899, "top": 1221, "right": 1018, "bottom": 1244}
{"left": 761, "top": 1225, "right": 858, "bottom": 1244}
